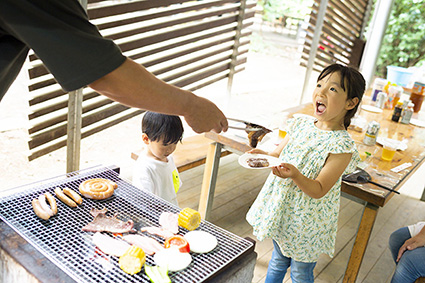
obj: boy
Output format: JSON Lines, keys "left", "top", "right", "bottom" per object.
{"left": 132, "top": 111, "right": 184, "bottom": 206}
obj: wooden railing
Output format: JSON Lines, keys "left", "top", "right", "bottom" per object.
{"left": 26, "top": 0, "right": 256, "bottom": 160}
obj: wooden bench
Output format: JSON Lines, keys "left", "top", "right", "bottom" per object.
{"left": 131, "top": 134, "right": 232, "bottom": 173}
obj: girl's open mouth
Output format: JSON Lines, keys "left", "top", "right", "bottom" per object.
{"left": 316, "top": 101, "right": 326, "bottom": 114}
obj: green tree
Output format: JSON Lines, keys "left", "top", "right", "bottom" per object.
{"left": 376, "top": 0, "right": 425, "bottom": 77}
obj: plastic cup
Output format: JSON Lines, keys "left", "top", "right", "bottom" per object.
{"left": 278, "top": 128, "right": 287, "bottom": 140}
{"left": 381, "top": 143, "right": 397, "bottom": 162}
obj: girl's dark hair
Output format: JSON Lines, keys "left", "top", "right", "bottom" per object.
{"left": 318, "top": 64, "right": 365, "bottom": 129}
{"left": 142, "top": 111, "right": 184, "bottom": 144}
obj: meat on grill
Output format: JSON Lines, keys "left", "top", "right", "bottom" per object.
{"left": 123, "top": 234, "right": 164, "bottom": 255}
{"left": 246, "top": 123, "right": 272, "bottom": 148}
{"left": 82, "top": 208, "right": 135, "bottom": 233}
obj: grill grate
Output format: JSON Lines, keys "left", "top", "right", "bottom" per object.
{"left": 0, "top": 165, "right": 254, "bottom": 283}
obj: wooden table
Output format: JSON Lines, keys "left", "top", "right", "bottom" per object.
{"left": 198, "top": 102, "right": 425, "bottom": 282}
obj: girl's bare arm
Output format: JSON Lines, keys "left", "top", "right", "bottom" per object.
{"left": 273, "top": 152, "right": 352, "bottom": 198}
{"left": 248, "top": 134, "right": 290, "bottom": 157}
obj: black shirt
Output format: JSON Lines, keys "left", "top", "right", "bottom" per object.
{"left": 0, "top": 0, "right": 126, "bottom": 100}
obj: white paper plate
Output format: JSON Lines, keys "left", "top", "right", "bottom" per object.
{"left": 376, "top": 137, "right": 407, "bottom": 151}
{"left": 238, "top": 153, "right": 281, "bottom": 169}
{"left": 361, "top": 105, "right": 383, "bottom": 113}
{"left": 410, "top": 118, "right": 425, "bottom": 127}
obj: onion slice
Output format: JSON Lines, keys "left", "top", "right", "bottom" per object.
{"left": 153, "top": 247, "right": 192, "bottom": 272}
{"left": 184, "top": 231, "right": 217, "bottom": 253}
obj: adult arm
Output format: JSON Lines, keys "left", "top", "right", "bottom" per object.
{"left": 272, "top": 152, "right": 352, "bottom": 199}
{"left": 396, "top": 225, "right": 425, "bottom": 262}
{"left": 88, "top": 58, "right": 228, "bottom": 133}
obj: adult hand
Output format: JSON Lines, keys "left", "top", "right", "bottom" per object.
{"left": 183, "top": 96, "right": 228, "bottom": 133}
{"left": 272, "top": 163, "right": 299, "bottom": 179}
{"left": 396, "top": 233, "right": 425, "bottom": 262}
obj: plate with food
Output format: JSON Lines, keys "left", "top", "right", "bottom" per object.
{"left": 238, "top": 153, "right": 281, "bottom": 169}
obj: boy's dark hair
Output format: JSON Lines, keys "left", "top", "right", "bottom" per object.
{"left": 142, "top": 111, "right": 184, "bottom": 144}
{"left": 318, "top": 64, "right": 365, "bottom": 129}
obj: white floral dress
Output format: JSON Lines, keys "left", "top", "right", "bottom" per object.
{"left": 246, "top": 116, "right": 360, "bottom": 262}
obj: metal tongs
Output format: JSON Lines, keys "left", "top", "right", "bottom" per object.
{"left": 227, "top": 118, "right": 264, "bottom": 132}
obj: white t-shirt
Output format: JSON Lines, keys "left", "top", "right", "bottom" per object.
{"left": 408, "top": 221, "right": 425, "bottom": 238}
{"left": 132, "top": 151, "right": 182, "bottom": 206}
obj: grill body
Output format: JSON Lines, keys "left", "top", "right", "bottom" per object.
{"left": 0, "top": 165, "right": 255, "bottom": 283}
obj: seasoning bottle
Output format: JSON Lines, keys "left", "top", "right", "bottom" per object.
{"left": 400, "top": 102, "right": 414, "bottom": 124}
{"left": 391, "top": 101, "right": 403, "bottom": 122}
{"left": 376, "top": 91, "right": 387, "bottom": 109}
{"left": 363, "top": 121, "right": 380, "bottom": 145}
{"left": 371, "top": 78, "right": 387, "bottom": 102}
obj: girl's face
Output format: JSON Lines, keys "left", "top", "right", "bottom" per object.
{"left": 312, "top": 71, "right": 357, "bottom": 130}
{"left": 142, "top": 133, "right": 177, "bottom": 162}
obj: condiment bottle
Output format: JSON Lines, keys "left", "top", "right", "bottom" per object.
{"left": 391, "top": 101, "right": 403, "bottom": 122}
{"left": 376, "top": 91, "right": 387, "bottom": 109}
{"left": 400, "top": 102, "right": 414, "bottom": 124}
{"left": 371, "top": 78, "right": 387, "bottom": 102}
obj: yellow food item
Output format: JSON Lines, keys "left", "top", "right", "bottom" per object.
{"left": 119, "top": 245, "right": 146, "bottom": 275}
{"left": 178, "top": 207, "right": 201, "bottom": 231}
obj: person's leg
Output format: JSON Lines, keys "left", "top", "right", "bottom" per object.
{"left": 391, "top": 246, "right": 425, "bottom": 283}
{"left": 289, "top": 259, "right": 316, "bottom": 283}
{"left": 388, "top": 227, "right": 410, "bottom": 262}
{"left": 265, "top": 240, "right": 291, "bottom": 283}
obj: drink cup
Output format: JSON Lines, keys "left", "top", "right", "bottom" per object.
{"left": 381, "top": 142, "right": 397, "bottom": 162}
{"left": 278, "top": 127, "right": 287, "bottom": 141}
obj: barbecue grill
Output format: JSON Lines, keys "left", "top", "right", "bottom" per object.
{"left": 0, "top": 165, "right": 256, "bottom": 282}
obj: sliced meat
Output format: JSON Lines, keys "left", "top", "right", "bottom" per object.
{"left": 82, "top": 209, "right": 135, "bottom": 233}
{"left": 159, "top": 212, "right": 179, "bottom": 234}
{"left": 246, "top": 124, "right": 272, "bottom": 148}
{"left": 247, "top": 158, "right": 269, "bottom": 168}
{"left": 141, "top": 226, "right": 175, "bottom": 239}
{"left": 92, "top": 232, "right": 130, "bottom": 257}
{"left": 123, "top": 234, "right": 164, "bottom": 255}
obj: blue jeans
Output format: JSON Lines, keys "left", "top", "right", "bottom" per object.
{"left": 389, "top": 227, "right": 425, "bottom": 283}
{"left": 265, "top": 240, "right": 316, "bottom": 283}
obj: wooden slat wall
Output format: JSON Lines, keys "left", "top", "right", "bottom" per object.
{"left": 300, "top": 0, "right": 370, "bottom": 73}
{"left": 26, "top": 0, "right": 256, "bottom": 160}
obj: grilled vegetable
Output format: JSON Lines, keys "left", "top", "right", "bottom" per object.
{"left": 164, "top": 235, "right": 190, "bottom": 253}
{"left": 119, "top": 245, "right": 146, "bottom": 275}
{"left": 145, "top": 264, "right": 171, "bottom": 283}
{"left": 178, "top": 208, "right": 201, "bottom": 231}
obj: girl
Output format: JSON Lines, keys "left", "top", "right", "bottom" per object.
{"left": 246, "top": 64, "right": 365, "bottom": 282}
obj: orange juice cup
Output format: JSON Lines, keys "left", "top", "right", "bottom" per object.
{"left": 381, "top": 143, "right": 397, "bottom": 161}
{"left": 278, "top": 128, "right": 287, "bottom": 140}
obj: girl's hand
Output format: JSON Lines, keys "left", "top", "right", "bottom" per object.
{"left": 272, "top": 163, "right": 300, "bottom": 179}
{"left": 247, "top": 149, "right": 268, "bottom": 155}
{"left": 396, "top": 233, "right": 425, "bottom": 262}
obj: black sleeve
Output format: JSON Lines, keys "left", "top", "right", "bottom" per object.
{"left": 0, "top": 0, "right": 126, "bottom": 92}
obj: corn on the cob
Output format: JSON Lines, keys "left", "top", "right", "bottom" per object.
{"left": 119, "top": 245, "right": 146, "bottom": 275}
{"left": 178, "top": 207, "right": 201, "bottom": 231}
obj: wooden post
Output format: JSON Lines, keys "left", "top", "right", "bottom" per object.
{"left": 198, "top": 142, "right": 223, "bottom": 220}
{"left": 66, "top": 89, "right": 83, "bottom": 173}
{"left": 343, "top": 202, "right": 378, "bottom": 282}
{"left": 227, "top": 0, "right": 247, "bottom": 95}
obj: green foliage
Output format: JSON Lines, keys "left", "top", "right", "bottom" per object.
{"left": 259, "top": 0, "right": 313, "bottom": 22}
{"left": 376, "top": 0, "right": 425, "bottom": 77}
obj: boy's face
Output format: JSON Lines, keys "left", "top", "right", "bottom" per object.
{"left": 142, "top": 133, "right": 177, "bottom": 162}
